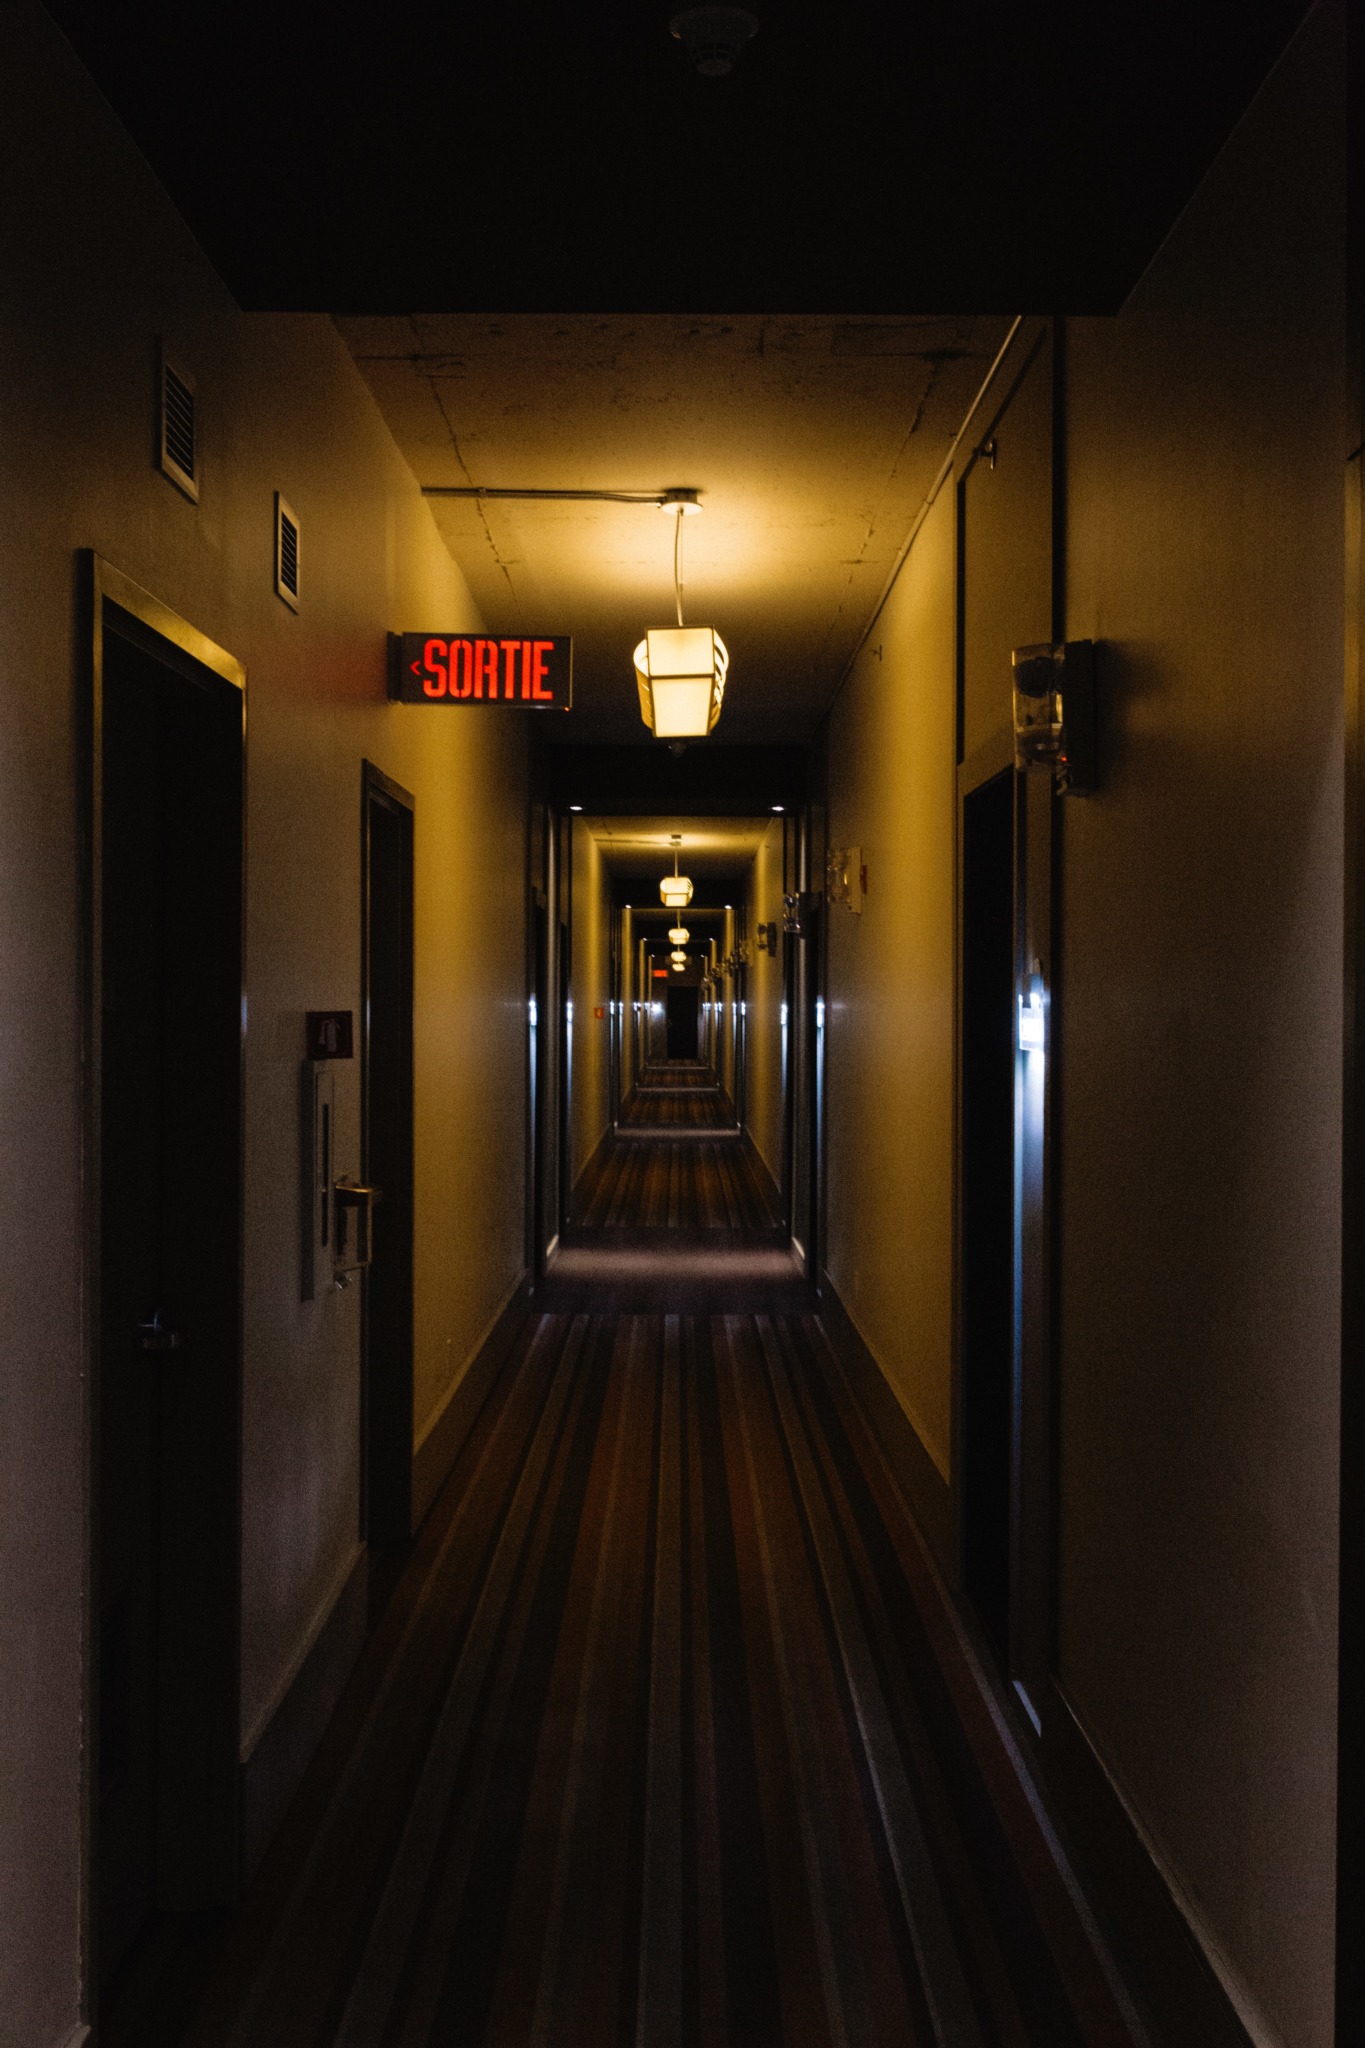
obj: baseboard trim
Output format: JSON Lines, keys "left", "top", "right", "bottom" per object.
{"left": 816, "top": 1272, "right": 955, "bottom": 1577}
{"left": 1042, "top": 1680, "right": 1263, "bottom": 2048}
{"left": 239, "top": 1544, "right": 369, "bottom": 1880}
{"left": 570, "top": 1125, "right": 614, "bottom": 1216}
{"left": 740, "top": 1127, "right": 782, "bottom": 1220}
{"left": 411, "top": 1272, "right": 533, "bottom": 1530}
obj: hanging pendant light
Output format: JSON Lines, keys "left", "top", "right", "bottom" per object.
{"left": 635, "top": 501, "right": 729, "bottom": 738}
{"left": 660, "top": 833, "right": 693, "bottom": 909}
{"left": 668, "top": 924, "right": 690, "bottom": 945}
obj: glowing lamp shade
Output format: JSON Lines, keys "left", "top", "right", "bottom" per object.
{"left": 660, "top": 873, "right": 693, "bottom": 908}
{"left": 634, "top": 626, "right": 729, "bottom": 738}
{"left": 668, "top": 925, "right": 690, "bottom": 944}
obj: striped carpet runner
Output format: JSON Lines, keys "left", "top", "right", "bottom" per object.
{"left": 181, "top": 1111, "right": 1141, "bottom": 2048}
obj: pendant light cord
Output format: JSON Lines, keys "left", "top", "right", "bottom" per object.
{"left": 674, "top": 506, "right": 685, "bottom": 627}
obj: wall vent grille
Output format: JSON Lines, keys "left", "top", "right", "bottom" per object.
{"left": 159, "top": 351, "right": 199, "bottom": 501}
{"left": 275, "top": 494, "right": 300, "bottom": 610}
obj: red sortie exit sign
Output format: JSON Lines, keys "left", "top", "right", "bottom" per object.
{"left": 391, "top": 634, "right": 572, "bottom": 709}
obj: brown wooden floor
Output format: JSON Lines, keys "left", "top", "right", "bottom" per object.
{"left": 157, "top": 1061, "right": 1144, "bottom": 2048}
{"left": 619, "top": 1063, "right": 737, "bottom": 1129}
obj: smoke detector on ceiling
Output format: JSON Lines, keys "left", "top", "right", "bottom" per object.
{"left": 670, "top": 6, "right": 758, "bottom": 76}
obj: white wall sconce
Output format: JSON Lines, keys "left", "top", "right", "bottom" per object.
{"left": 1018, "top": 981, "right": 1047, "bottom": 1055}
{"left": 826, "top": 847, "right": 864, "bottom": 913}
{"left": 783, "top": 891, "right": 813, "bottom": 937}
{"left": 1012, "top": 640, "right": 1096, "bottom": 792}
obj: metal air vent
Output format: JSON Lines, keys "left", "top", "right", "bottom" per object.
{"left": 275, "top": 494, "right": 300, "bottom": 611}
{"left": 159, "top": 350, "right": 198, "bottom": 501}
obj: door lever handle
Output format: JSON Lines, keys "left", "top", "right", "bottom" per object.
{"left": 136, "top": 1312, "right": 181, "bottom": 1354}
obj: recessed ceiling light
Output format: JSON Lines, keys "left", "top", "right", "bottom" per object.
{"left": 569, "top": 804, "right": 583, "bottom": 812}
{"left": 771, "top": 804, "right": 785, "bottom": 813}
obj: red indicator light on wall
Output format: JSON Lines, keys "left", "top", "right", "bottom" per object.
{"left": 652, "top": 969, "right": 669, "bottom": 979}
{"left": 390, "top": 634, "right": 572, "bottom": 710}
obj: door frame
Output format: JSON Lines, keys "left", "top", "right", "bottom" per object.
{"left": 84, "top": 553, "right": 246, "bottom": 2009}
{"left": 952, "top": 729, "right": 1016, "bottom": 1631}
{"left": 359, "top": 761, "right": 415, "bottom": 1543}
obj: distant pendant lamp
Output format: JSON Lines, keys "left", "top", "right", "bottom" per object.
{"left": 671, "top": 949, "right": 688, "bottom": 968}
{"left": 668, "top": 924, "right": 690, "bottom": 944}
{"left": 660, "top": 834, "right": 693, "bottom": 909}
{"left": 635, "top": 500, "right": 728, "bottom": 739}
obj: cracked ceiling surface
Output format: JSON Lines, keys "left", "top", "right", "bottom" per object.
{"left": 338, "top": 312, "right": 1011, "bottom": 746}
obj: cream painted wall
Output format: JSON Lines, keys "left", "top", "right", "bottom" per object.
{"left": 569, "top": 820, "right": 613, "bottom": 1185}
{"left": 744, "top": 820, "right": 787, "bottom": 1190}
{"left": 1058, "top": 12, "right": 1344, "bottom": 2043}
{"left": 823, "top": 488, "right": 957, "bottom": 1479}
{"left": 0, "top": 6, "right": 527, "bottom": 2035}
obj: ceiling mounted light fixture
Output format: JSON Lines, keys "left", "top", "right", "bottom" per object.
{"left": 635, "top": 498, "right": 729, "bottom": 739}
{"left": 660, "top": 834, "right": 693, "bottom": 909}
{"left": 668, "top": 924, "right": 690, "bottom": 945}
{"left": 670, "top": 5, "right": 759, "bottom": 76}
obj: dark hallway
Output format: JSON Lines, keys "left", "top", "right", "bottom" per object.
{"left": 172, "top": 1055, "right": 1138, "bottom": 2048}
{"left": 0, "top": 6, "right": 1353, "bottom": 2047}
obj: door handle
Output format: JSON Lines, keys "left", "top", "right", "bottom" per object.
{"left": 135, "top": 1312, "right": 181, "bottom": 1354}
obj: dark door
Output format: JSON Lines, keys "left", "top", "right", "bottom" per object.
{"left": 557, "top": 926, "right": 571, "bottom": 1232}
{"left": 665, "top": 984, "right": 699, "bottom": 1059}
{"left": 361, "top": 766, "right": 414, "bottom": 1545}
{"left": 959, "top": 768, "right": 1016, "bottom": 1669}
{"left": 97, "top": 599, "right": 242, "bottom": 1984}
{"left": 531, "top": 901, "right": 550, "bottom": 1273}
{"left": 794, "top": 901, "right": 823, "bottom": 1280}
{"left": 732, "top": 963, "right": 747, "bottom": 1128}
{"left": 1012, "top": 769, "right": 1056, "bottom": 1720}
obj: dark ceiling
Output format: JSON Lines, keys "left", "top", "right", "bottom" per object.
{"left": 41, "top": 0, "right": 1311, "bottom": 313}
